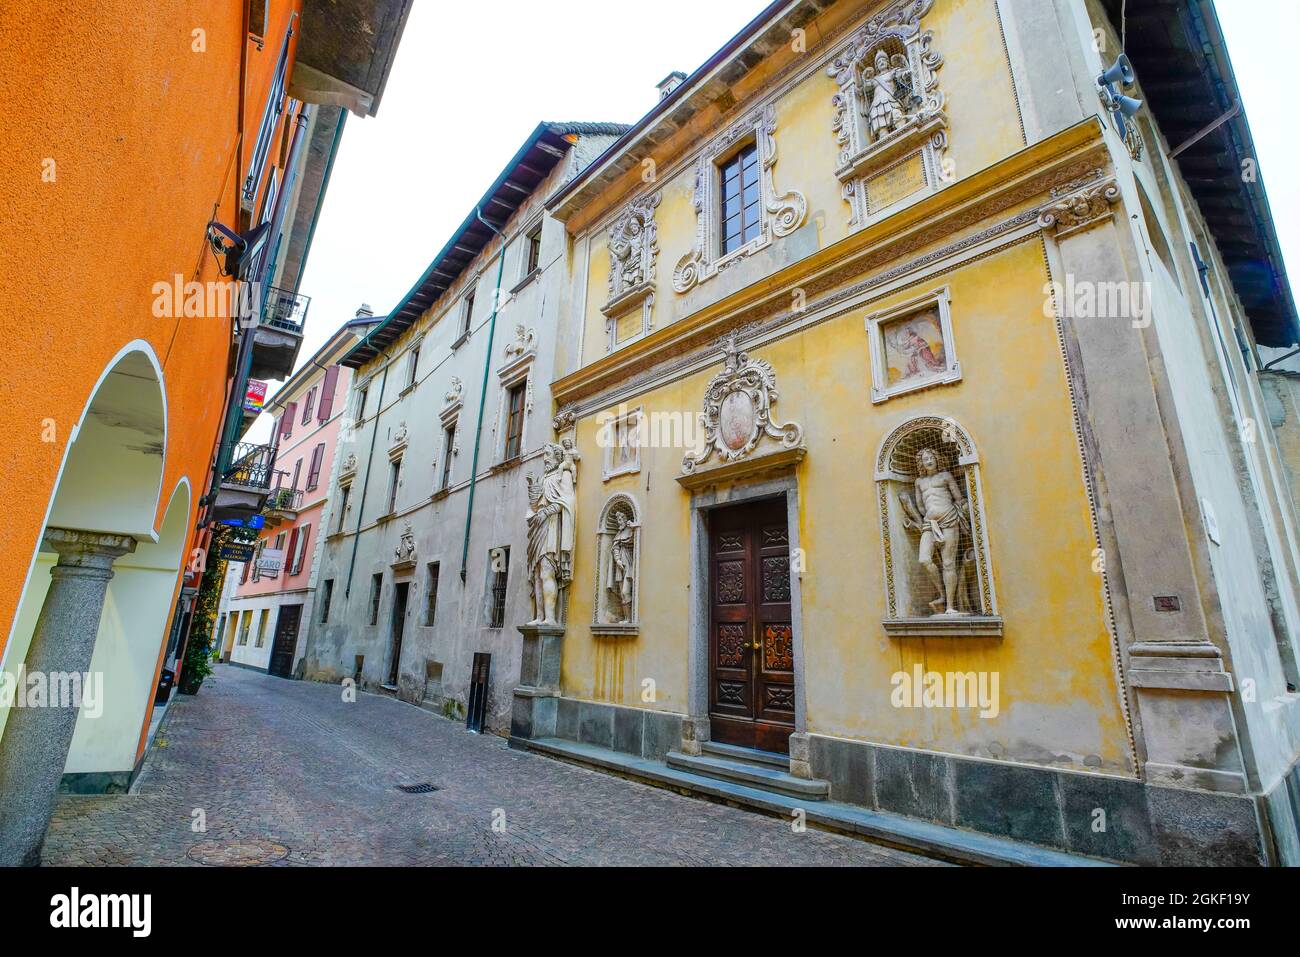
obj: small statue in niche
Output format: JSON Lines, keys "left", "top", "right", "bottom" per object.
{"left": 898, "top": 447, "right": 970, "bottom": 615}
{"left": 862, "top": 48, "right": 912, "bottom": 143}
{"left": 604, "top": 512, "right": 635, "bottom": 623}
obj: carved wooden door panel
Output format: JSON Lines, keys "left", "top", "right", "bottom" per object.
{"left": 708, "top": 497, "right": 795, "bottom": 754}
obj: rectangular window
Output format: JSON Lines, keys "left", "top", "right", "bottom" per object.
{"left": 369, "top": 573, "right": 383, "bottom": 625}
{"left": 337, "top": 483, "right": 351, "bottom": 533}
{"left": 291, "top": 524, "right": 311, "bottom": 575}
{"left": 290, "top": 457, "right": 302, "bottom": 492}
{"left": 407, "top": 346, "right": 420, "bottom": 389}
{"left": 255, "top": 608, "right": 270, "bottom": 647}
{"left": 424, "top": 562, "right": 440, "bottom": 626}
{"left": 281, "top": 401, "right": 296, "bottom": 440}
{"left": 320, "top": 579, "right": 334, "bottom": 623}
{"left": 306, "top": 442, "right": 325, "bottom": 490}
{"left": 301, "top": 386, "right": 317, "bottom": 424}
{"left": 503, "top": 383, "right": 526, "bottom": 460}
{"left": 237, "top": 611, "right": 252, "bottom": 645}
{"left": 525, "top": 223, "right": 542, "bottom": 275}
{"left": 440, "top": 424, "right": 456, "bottom": 490}
{"left": 355, "top": 386, "right": 368, "bottom": 424}
{"left": 487, "top": 547, "right": 510, "bottom": 628}
{"left": 240, "top": 559, "right": 250, "bottom": 585}
{"left": 461, "top": 287, "right": 476, "bottom": 338}
{"left": 387, "top": 458, "right": 401, "bottom": 513}
{"left": 720, "top": 143, "right": 761, "bottom": 256}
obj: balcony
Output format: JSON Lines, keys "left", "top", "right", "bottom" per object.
{"left": 249, "top": 286, "right": 309, "bottom": 381}
{"left": 210, "top": 442, "right": 278, "bottom": 523}
{"left": 263, "top": 486, "right": 304, "bottom": 526}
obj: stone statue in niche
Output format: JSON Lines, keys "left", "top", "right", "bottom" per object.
{"left": 863, "top": 48, "right": 912, "bottom": 143}
{"left": 605, "top": 512, "right": 635, "bottom": 623}
{"left": 898, "top": 447, "right": 969, "bottom": 615}
{"left": 524, "top": 441, "right": 578, "bottom": 626}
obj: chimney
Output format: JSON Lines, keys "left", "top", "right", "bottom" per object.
{"left": 656, "top": 71, "right": 687, "bottom": 101}
{"left": 355, "top": 303, "right": 374, "bottom": 318}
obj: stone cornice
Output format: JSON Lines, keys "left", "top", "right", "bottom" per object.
{"left": 551, "top": 116, "right": 1109, "bottom": 412}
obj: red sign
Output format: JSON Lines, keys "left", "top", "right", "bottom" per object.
{"left": 243, "top": 379, "right": 268, "bottom": 413}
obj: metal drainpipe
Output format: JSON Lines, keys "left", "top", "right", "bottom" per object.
{"left": 460, "top": 208, "right": 508, "bottom": 582}
{"left": 344, "top": 360, "right": 390, "bottom": 599}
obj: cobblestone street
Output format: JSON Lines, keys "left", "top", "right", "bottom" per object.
{"left": 43, "top": 665, "right": 945, "bottom": 866}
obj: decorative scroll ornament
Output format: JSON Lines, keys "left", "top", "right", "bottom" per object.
{"left": 340, "top": 452, "right": 358, "bottom": 477}
{"left": 444, "top": 377, "right": 463, "bottom": 407}
{"left": 682, "top": 333, "right": 804, "bottom": 474}
{"left": 503, "top": 324, "right": 536, "bottom": 361}
{"left": 393, "top": 521, "right": 417, "bottom": 565}
{"left": 1037, "top": 171, "right": 1121, "bottom": 239}
{"left": 672, "top": 103, "right": 807, "bottom": 293}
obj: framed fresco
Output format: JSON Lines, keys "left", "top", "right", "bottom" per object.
{"left": 865, "top": 286, "right": 961, "bottom": 403}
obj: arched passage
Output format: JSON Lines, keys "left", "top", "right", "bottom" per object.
{"left": 0, "top": 344, "right": 170, "bottom": 862}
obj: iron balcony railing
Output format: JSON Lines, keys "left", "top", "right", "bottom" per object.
{"left": 222, "top": 442, "right": 277, "bottom": 491}
{"left": 264, "top": 486, "right": 304, "bottom": 512}
{"left": 260, "top": 285, "right": 310, "bottom": 334}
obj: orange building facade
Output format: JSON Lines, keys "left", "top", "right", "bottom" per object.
{"left": 0, "top": 0, "right": 409, "bottom": 865}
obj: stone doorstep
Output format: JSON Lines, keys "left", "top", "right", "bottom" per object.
{"left": 666, "top": 750, "right": 830, "bottom": 799}
{"left": 522, "top": 736, "right": 1115, "bottom": 868}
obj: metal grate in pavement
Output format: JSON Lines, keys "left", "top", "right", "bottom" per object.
{"left": 396, "top": 782, "right": 441, "bottom": 794}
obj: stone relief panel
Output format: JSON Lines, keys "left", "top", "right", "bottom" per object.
{"left": 602, "top": 191, "right": 661, "bottom": 350}
{"left": 672, "top": 103, "right": 807, "bottom": 294}
{"left": 826, "top": 0, "right": 948, "bottom": 226}
{"left": 592, "top": 493, "right": 640, "bottom": 629}
{"left": 682, "top": 333, "right": 803, "bottom": 474}
{"left": 875, "top": 416, "right": 1001, "bottom": 636}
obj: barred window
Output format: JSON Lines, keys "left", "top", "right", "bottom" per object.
{"left": 487, "top": 547, "right": 509, "bottom": 628}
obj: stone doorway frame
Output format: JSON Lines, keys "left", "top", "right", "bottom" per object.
{"left": 684, "top": 473, "right": 807, "bottom": 755}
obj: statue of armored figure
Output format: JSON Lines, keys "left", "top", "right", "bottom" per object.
{"left": 604, "top": 512, "right": 635, "bottom": 623}
{"left": 524, "top": 441, "right": 578, "bottom": 627}
{"left": 862, "top": 48, "right": 913, "bottom": 143}
{"left": 899, "top": 447, "right": 970, "bottom": 616}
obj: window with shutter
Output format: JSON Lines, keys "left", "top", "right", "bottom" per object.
{"left": 306, "top": 442, "right": 325, "bottom": 490}
{"left": 282, "top": 402, "right": 297, "bottom": 439}
{"left": 318, "top": 365, "right": 339, "bottom": 421}
{"left": 293, "top": 524, "right": 311, "bottom": 575}
{"left": 285, "top": 527, "right": 300, "bottom": 574}
{"left": 302, "top": 387, "right": 316, "bottom": 424}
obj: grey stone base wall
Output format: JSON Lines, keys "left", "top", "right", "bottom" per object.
{"left": 524, "top": 696, "right": 684, "bottom": 762}
{"left": 809, "top": 733, "right": 1269, "bottom": 866}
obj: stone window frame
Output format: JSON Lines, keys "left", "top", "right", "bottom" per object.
{"left": 864, "top": 285, "right": 961, "bottom": 403}
{"left": 600, "top": 405, "right": 643, "bottom": 481}
{"left": 672, "top": 101, "right": 806, "bottom": 294}
{"left": 874, "top": 415, "right": 1001, "bottom": 637}
{"left": 493, "top": 342, "right": 535, "bottom": 464}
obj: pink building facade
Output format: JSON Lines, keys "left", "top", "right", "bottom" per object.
{"left": 218, "top": 316, "right": 372, "bottom": 675}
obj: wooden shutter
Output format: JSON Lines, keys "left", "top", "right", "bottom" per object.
{"left": 281, "top": 403, "right": 297, "bottom": 438}
{"left": 307, "top": 442, "right": 325, "bottom": 489}
{"left": 294, "top": 525, "right": 311, "bottom": 574}
{"left": 285, "top": 527, "right": 299, "bottom": 574}
{"left": 318, "top": 365, "right": 339, "bottom": 421}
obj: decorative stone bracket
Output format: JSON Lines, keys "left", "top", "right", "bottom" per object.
{"left": 1036, "top": 171, "right": 1121, "bottom": 239}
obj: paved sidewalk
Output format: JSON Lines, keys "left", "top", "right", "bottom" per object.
{"left": 43, "top": 665, "right": 947, "bottom": 866}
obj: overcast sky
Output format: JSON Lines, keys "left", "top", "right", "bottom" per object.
{"left": 284, "top": 0, "right": 1298, "bottom": 390}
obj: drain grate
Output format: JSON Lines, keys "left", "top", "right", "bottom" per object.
{"left": 396, "top": 782, "right": 441, "bottom": 794}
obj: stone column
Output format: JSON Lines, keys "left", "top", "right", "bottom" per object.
{"left": 0, "top": 529, "right": 135, "bottom": 866}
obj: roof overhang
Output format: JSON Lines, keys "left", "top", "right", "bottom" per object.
{"left": 1101, "top": 0, "right": 1298, "bottom": 347}
{"left": 342, "top": 122, "right": 630, "bottom": 370}
{"left": 545, "top": 0, "right": 840, "bottom": 221}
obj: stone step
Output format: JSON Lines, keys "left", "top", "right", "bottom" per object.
{"left": 701, "top": 740, "right": 790, "bottom": 769}
{"left": 667, "top": 750, "right": 830, "bottom": 800}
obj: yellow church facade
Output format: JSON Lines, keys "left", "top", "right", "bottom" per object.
{"left": 506, "top": 0, "right": 1300, "bottom": 866}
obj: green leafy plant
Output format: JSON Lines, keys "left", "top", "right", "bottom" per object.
{"left": 178, "top": 527, "right": 231, "bottom": 694}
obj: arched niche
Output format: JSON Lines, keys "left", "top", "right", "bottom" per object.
{"left": 874, "top": 416, "right": 1001, "bottom": 636}
{"left": 592, "top": 493, "right": 640, "bottom": 633}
